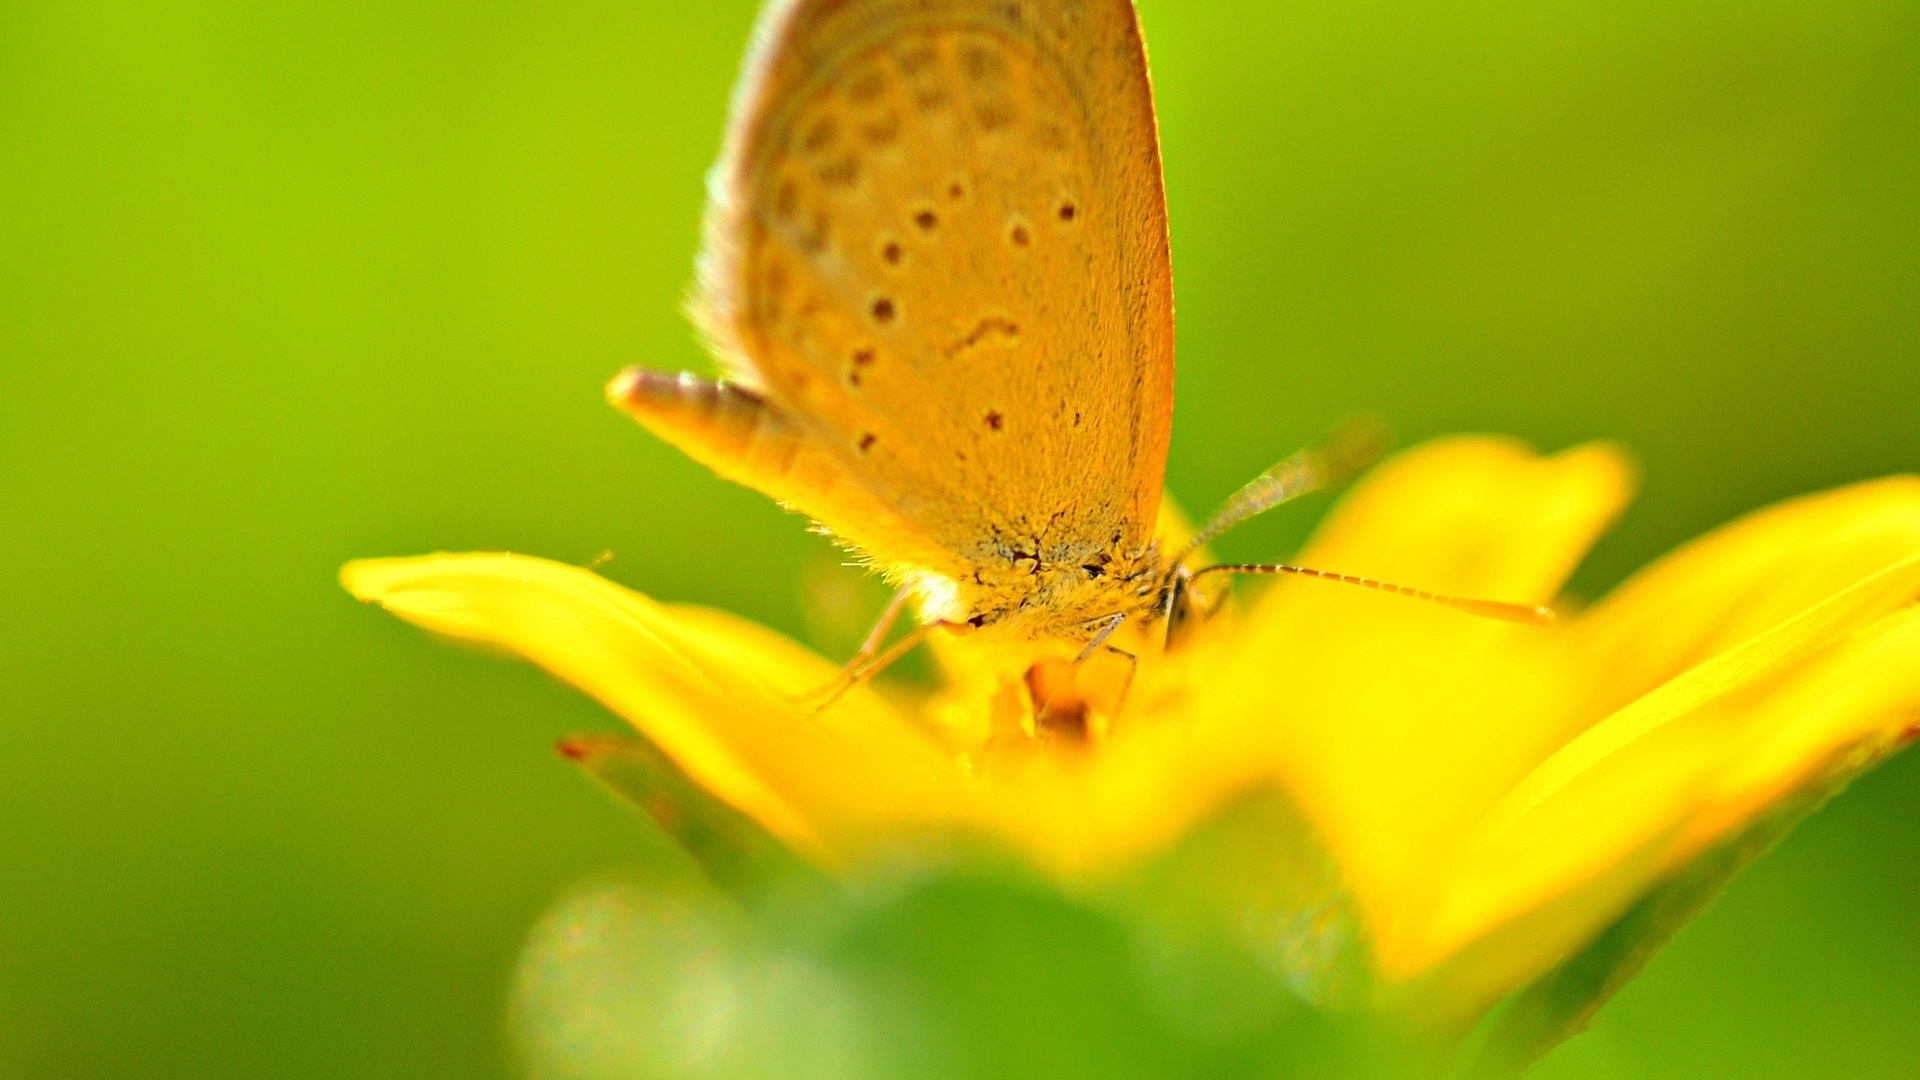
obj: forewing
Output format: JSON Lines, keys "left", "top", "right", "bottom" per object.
{"left": 694, "top": 0, "right": 1174, "bottom": 577}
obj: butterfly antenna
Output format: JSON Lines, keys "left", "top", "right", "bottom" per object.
{"left": 1188, "top": 563, "right": 1556, "bottom": 626}
{"left": 1170, "top": 416, "right": 1390, "bottom": 570}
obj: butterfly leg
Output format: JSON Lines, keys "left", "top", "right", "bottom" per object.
{"left": 1030, "top": 614, "right": 1136, "bottom": 735}
{"left": 1074, "top": 612, "right": 1128, "bottom": 663}
{"left": 1099, "top": 644, "right": 1139, "bottom": 724}
{"left": 799, "top": 586, "right": 916, "bottom": 713}
{"left": 1080, "top": 614, "right": 1140, "bottom": 724}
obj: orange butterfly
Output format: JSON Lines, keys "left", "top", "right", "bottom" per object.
{"left": 609, "top": 0, "right": 1548, "bottom": 705}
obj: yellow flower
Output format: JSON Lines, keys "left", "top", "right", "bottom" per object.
{"left": 342, "top": 437, "right": 1920, "bottom": 1025}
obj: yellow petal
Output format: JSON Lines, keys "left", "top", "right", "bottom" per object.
{"left": 1416, "top": 550, "right": 1920, "bottom": 978}
{"left": 341, "top": 553, "right": 963, "bottom": 862}
{"left": 1277, "top": 435, "right": 1637, "bottom": 607}
{"left": 1572, "top": 476, "right": 1920, "bottom": 718}
{"left": 1205, "top": 439, "right": 1635, "bottom": 961}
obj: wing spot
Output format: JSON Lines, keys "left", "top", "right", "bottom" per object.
{"left": 960, "top": 43, "right": 1006, "bottom": 84}
{"left": 896, "top": 43, "right": 935, "bottom": 75}
{"left": 948, "top": 181, "right": 965, "bottom": 200}
{"left": 869, "top": 296, "right": 896, "bottom": 323}
{"left": 913, "top": 209, "right": 938, "bottom": 231}
{"left": 802, "top": 116, "right": 838, "bottom": 153}
{"left": 1073, "top": 411, "right": 1082, "bottom": 426}
{"left": 858, "top": 432, "right": 877, "bottom": 452}
{"left": 860, "top": 114, "right": 899, "bottom": 146}
{"left": 1008, "top": 222, "right": 1030, "bottom": 247}
{"left": 984, "top": 410, "right": 1004, "bottom": 431}
{"left": 847, "top": 347, "right": 875, "bottom": 386}
{"left": 799, "top": 210, "right": 829, "bottom": 253}
{"left": 847, "top": 69, "right": 886, "bottom": 103}
{"left": 880, "top": 240, "right": 903, "bottom": 265}
{"left": 1057, "top": 200, "right": 1077, "bottom": 222}
{"left": 948, "top": 316, "right": 1020, "bottom": 355}
{"left": 815, "top": 154, "right": 859, "bottom": 187}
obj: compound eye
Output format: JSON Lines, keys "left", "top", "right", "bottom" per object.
{"left": 1162, "top": 574, "right": 1213, "bottom": 651}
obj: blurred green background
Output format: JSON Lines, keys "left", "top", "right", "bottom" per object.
{"left": 2, "top": 0, "right": 1916, "bottom": 1075}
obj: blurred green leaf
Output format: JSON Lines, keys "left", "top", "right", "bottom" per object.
{"left": 558, "top": 732, "right": 819, "bottom": 899}
{"left": 512, "top": 875, "right": 874, "bottom": 1080}
{"left": 821, "top": 869, "right": 1437, "bottom": 1080}
{"left": 1113, "top": 785, "right": 1375, "bottom": 1017}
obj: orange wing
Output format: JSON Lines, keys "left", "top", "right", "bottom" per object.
{"left": 621, "top": 0, "right": 1173, "bottom": 613}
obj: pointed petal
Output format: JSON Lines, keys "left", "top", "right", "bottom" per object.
{"left": 341, "top": 554, "right": 962, "bottom": 861}
{"left": 1572, "top": 476, "right": 1920, "bottom": 718}
{"left": 1414, "top": 552, "right": 1920, "bottom": 986}
{"left": 1206, "top": 440, "right": 1635, "bottom": 956}
{"left": 1272, "top": 436, "right": 1637, "bottom": 609}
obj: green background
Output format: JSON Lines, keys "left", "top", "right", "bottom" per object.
{"left": 3, "top": 0, "right": 1917, "bottom": 1075}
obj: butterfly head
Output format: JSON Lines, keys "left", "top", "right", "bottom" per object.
{"left": 916, "top": 533, "right": 1161, "bottom": 640}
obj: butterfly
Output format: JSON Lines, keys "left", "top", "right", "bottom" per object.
{"left": 609, "top": 0, "right": 1549, "bottom": 708}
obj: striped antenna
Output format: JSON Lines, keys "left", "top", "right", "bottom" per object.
{"left": 1170, "top": 416, "right": 1389, "bottom": 569}
{"left": 1189, "top": 563, "right": 1556, "bottom": 627}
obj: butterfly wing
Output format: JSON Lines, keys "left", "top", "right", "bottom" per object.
{"left": 641, "top": 0, "right": 1173, "bottom": 613}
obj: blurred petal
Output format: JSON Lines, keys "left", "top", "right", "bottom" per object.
{"left": 1425, "top": 553, "right": 1920, "bottom": 975}
{"left": 342, "top": 554, "right": 962, "bottom": 860}
{"left": 1277, "top": 436, "right": 1637, "bottom": 607}
{"left": 1208, "top": 440, "right": 1635, "bottom": 958}
{"left": 1572, "top": 476, "right": 1920, "bottom": 718}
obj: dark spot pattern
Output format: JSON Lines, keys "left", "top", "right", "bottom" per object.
{"left": 799, "top": 210, "right": 829, "bottom": 252}
{"left": 802, "top": 117, "right": 837, "bottom": 152}
{"left": 949, "top": 316, "right": 1020, "bottom": 354}
{"left": 861, "top": 115, "right": 899, "bottom": 146}
{"left": 975, "top": 100, "right": 1014, "bottom": 131}
{"left": 815, "top": 155, "right": 858, "bottom": 187}
{"left": 896, "top": 43, "right": 934, "bottom": 75}
{"left": 847, "top": 70, "right": 885, "bottom": 103}
{"left": 848, "top": 347, "right": 876, "bottom": 386}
